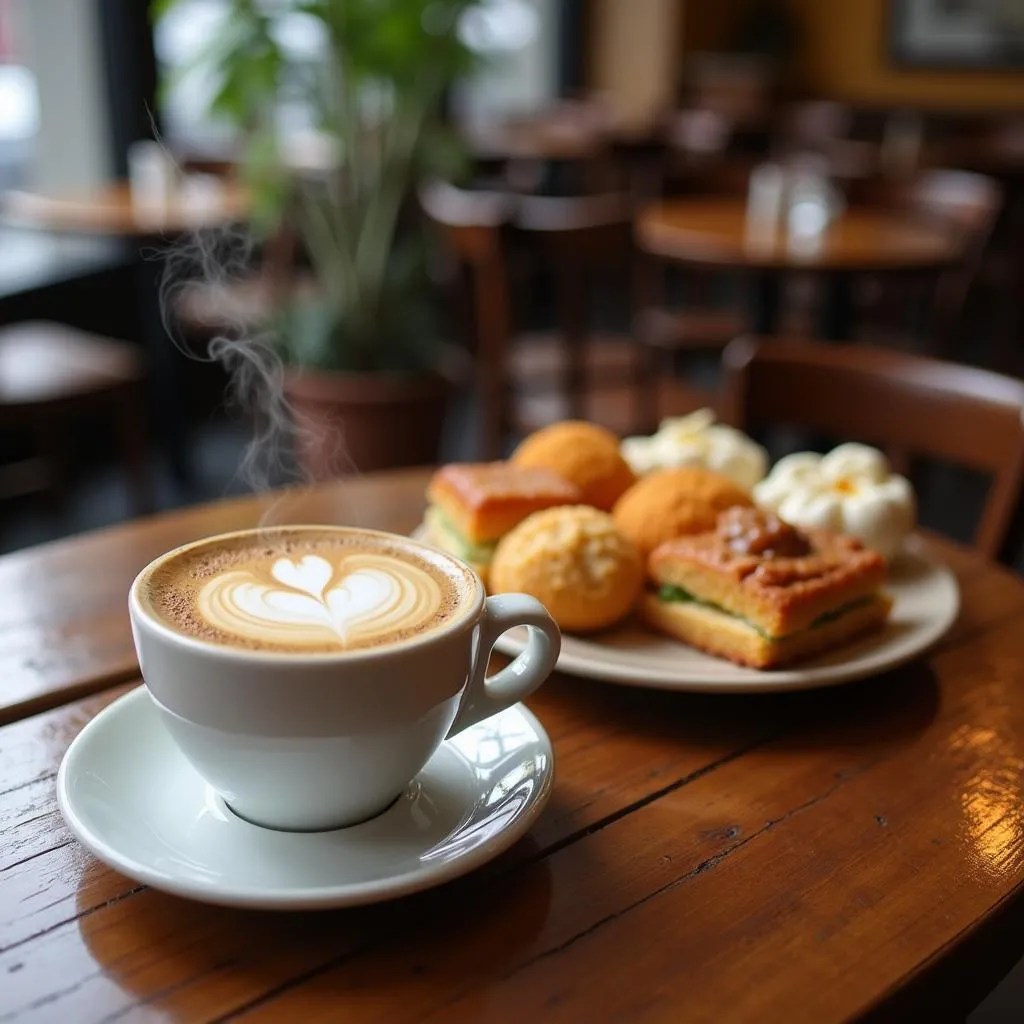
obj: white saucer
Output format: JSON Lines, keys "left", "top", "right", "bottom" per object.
{"left": 57, "top": 687, "right": 554, "bottom": 910}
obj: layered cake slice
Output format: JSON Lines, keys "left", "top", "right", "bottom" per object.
{"left": 423, "top": 462, "right": 581, "bottom": 582}
{"left": 642, "top": 506, "right": 891, "bottom": 669}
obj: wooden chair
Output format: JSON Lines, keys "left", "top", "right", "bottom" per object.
{"left": 685, "top": 53, "right": 776, "bottom": 148}
{"left": 846, "top": 169, "right": 1003, "bottom": 359}
{"left": 419, "top": 180, "right": 514, "bottom": 460}
{"left": 0, "top": 321, "right": 152, "bottom": 515}
{"left": 776, "top": 101, "right": 879, "bottom": 183}
{"left": 633, "top": 158, "right": 757, "bottom": 410}
{"left": 510, "top": 191, "right": 646, "bottom": 434}
{"left": 421, "top": 182, "right": 664, "bottom": 456}
{"left": 663, "top": 109, "right": 735, "bottom": 164}
{"left": 722, "top": 337, "right": 1024, "bottom": 561}
{"left": 778, "top": 101, "right": 852, "bottom": 151}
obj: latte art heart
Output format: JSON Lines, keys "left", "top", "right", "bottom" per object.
{"left": 197, "top": 553, "right": 445, "bottom": 648}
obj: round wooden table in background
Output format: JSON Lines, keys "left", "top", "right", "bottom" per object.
{"left": 636, "top": 196, "right": 961, "bottom": 340}
{"left": 4, "top": 468, "right": 1024, "bottom": 1021}
{"left": 3, "top": 180, "right": 250, "bottom": 238}
{"left": 2, "top": 180, "right": 251, "bottom": 485}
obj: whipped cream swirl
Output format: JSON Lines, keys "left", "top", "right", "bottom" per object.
{"left": 197, "top": 553, "right": 445, "bottom": 649}
{"left": 621, "top": 409, "right": 768, "bottom": 490}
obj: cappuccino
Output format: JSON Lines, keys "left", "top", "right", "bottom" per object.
{"left": 140, "top": 527, "right": 476, "bottom": 654}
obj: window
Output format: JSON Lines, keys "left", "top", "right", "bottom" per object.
{"left": 0, "top": 0, "right": 38, "bottom": 188}
{"left": 154, "top": 0, "right": 327, "bottom": 151}
{"left": 155, "top": 0, "right": 557, "bottom": 152}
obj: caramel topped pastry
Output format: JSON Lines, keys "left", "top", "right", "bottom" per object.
{"left": 643, "top": 510, "right": 890, "bottom": 669}
{"left": 717, "top": 506, "right": 812, "bottom": 559}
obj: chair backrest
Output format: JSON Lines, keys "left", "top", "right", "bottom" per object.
{"left": 422, "top": 184, "right": 641, "bottom": 451}
{"left": 848, "top": 168, "right": 1002, "bottom": 247}
{"left": 847, "top": 169, "right": 1003, "bottom": 352}
{"left": 989, "top": 116, "right": 1024, "bottom": 152}
{"left": 419, "top": 181, "right": 514, "bottom": 459}
{"left": 513, "top": 192, "right": 634, "bottom": 262}
{"left": 779, "top": 101, "right": 853, "bottom": 149}
{"left": 686, "top": 53, "right": 775, "bottom": 127}
{"left": 648, "top": 156, "right": 756, "bottom": 202}
{"left": 723, "top": 337, "right": 1024, "bottom": 560}
{"left": 664, "top": 109, "right": 735, "bottom": 159}
{"left": 513, "top": 192, "right": 637, "bottom": 421}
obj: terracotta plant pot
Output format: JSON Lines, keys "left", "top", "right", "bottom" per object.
{"left": 283, "top": 369, "right": 451, "bottom": 478}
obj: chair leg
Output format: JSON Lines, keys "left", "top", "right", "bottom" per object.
{"left": 32, "top": 412, "right": 69, "bottom": 522}
{"left": 632, "top": 337, "right": 661, "bottom": 436}
{"left": 115, "top": 386, "right": 155, "bottom": 515}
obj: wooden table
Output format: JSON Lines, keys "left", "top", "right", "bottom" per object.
{"left": 5, "top": 468, "right": 1024, "bottom": 1022}
{"left": 3, "top": 180, "right": 250, "bottom": 237}
{"left": 636, "top": 197, "right": 961, "bottom": 341}
{"left": 2, "top": 180, "right": 250, "bottom": 486}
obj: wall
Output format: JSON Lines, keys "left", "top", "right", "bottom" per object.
{"left": 590, "top": 0, "right": 681, "bottom": 126}
{"left": 682, "top": 0, "right": 1024, "bottom": 111}
{"left": 789, "top": 0, "right": 1024, "bottom": 110}
{"left": 22, "top": 0, "right": 111, "bottom": 189}
{"left": 682, "top": 0, "right": 748, "bottom": 54}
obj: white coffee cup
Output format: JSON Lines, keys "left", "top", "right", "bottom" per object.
{"left": 128, "top": 527, "right": 560, "bottom": 832}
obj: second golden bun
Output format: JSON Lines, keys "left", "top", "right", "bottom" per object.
{"left": 511, "top": 421, "right": 635, "bottom": 511}
{"left": 612, "top": 466, "right": 753, "bottom": 561}
{"left": 490, "top": 505, "right": 643, "bottom": 633}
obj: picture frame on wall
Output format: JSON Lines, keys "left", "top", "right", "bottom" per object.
{"left": 890, "top": 0, "right": 1024, "bottom": 69}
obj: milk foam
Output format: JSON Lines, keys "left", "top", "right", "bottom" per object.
{"left": 196, "top": 552, "right": 445, "bottom": 649}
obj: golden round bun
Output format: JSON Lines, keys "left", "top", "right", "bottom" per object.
{"left": 612, "top": 466, "right": 753, "bottom": 561}
{"left": 511, "top": 421, "right": 635, "bottom": 511}
{"left": 490, "top": 506, "right": 643, "bottom": 633}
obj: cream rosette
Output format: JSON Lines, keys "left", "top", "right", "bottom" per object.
{"left": 753, "top": 443, "right": 916, "bottom": 560}
{"left": 620, "top": 410, "right": 768, "bottom": 491}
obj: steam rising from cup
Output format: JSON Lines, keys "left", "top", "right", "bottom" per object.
{"left": 157, "top": 210, "right": 348, "bottom": 498}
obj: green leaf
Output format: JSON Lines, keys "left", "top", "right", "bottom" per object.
{"left": 416, "top": 123, "right": 471, "bottom": 182}
{"left": 150, "top": 0, "right": 183, "bottom": 21}
{"left": 156, "top": 0, "right": 482, "bottom": 373}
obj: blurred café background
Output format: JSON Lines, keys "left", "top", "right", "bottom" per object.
{"left": 0, "top": 0, "right": 1023, "bottom": 580}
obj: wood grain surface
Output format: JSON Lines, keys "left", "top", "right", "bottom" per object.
{"left": 4, "top": 517, "right": 1024, "bottom": 1021}
{"left": 0, "top": 470, "right": 431, "bottom": 725}
{"left": 2, "top": 181, "right": 249, "bottom": 238}
{"left": 635, "top": 198, "right": 961, "bottom": 272}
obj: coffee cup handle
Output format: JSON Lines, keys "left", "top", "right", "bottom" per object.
{"left": 446, "top": 594, "right": 561, "bottom": 738}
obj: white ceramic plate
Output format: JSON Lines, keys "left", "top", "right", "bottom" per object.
{"left": 58, "top": 687, "right": 554, "bottom": 910}
{"left": 414, "top": 528, "right": 958, "bottom": 694}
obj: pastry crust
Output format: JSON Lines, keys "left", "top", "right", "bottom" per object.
{"left": 648, "top": 510, "right": 887, "bottom": 638}
{"left": 511, "top": 421, "right": 635, "bottom": 511}
{"left": 640, "top": 591, "right": 893, "bottom": 669}
{"left": 613, "top": 467, "right": 753, "bottom": 560}
{"left": 426, "top": 462, "right": 581, "bottom": 544}
{"left": 490, "top": 505, "right": 643, "bottom": 632}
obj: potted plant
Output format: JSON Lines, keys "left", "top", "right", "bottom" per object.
{"left": 156, "top": 0, "right": 481, "bottom": 476}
